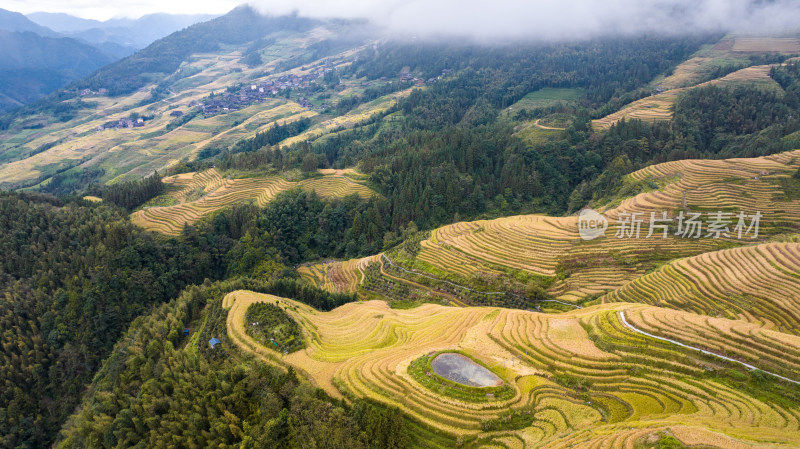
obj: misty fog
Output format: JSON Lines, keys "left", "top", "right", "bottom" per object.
{"left": 249, "top": 0, "right": 800, "bottom": 40}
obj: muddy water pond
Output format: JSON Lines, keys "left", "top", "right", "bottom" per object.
{"left": 430, "top": 353, "right": 503, "bottom": 387}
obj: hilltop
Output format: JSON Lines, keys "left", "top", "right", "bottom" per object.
{"left": 27, "top": 12, "right": 216, "bottom": 52}
{"left": 0, "top": 8, "right": 214, "bottom": 112}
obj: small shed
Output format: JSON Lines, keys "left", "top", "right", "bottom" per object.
{"left": 183, "top": 328, "right": 190, "bottom": 336}
{"left": 209, "top": 338, "right": 221, "bottom": 349}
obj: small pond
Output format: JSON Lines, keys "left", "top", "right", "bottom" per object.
{"left": 430, "top": 353, "right": 503, "bottom": 387}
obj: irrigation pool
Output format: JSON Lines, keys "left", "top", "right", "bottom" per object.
{"left": 430, "top": 353, "right": 503, "bottom": 387}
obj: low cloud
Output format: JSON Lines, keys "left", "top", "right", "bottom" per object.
{"left": 249, "top": 0, "right": 800, "bottom": 40}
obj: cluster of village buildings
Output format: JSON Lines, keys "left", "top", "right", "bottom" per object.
{"left": 98, "top": 116, "right": 145, "bottom": 130}
{"left": 197, "top": 71, "right": 330, "bottom": 115}
{"left": 79, "top": 88, "right": 108, "bottom": 96}
{"left": 91, "top": 65, "right": 456, "bottom": 132}
{"left": 195, "top": 67, "right": 455, "bottom": 116}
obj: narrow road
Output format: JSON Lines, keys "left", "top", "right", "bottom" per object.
{"left": 619, "top": 311, "right": 800, "bottom": 385}
{"left": 533, "top": 119, "right": 566, "bottom": 130}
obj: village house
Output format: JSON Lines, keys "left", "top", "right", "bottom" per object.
{"left": 199, "top": 71, "right": 322, "bottom": 116}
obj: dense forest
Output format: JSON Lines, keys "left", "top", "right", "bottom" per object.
{"left": 0, "top": 192, "right": 233, "bottom": 447}
{"left": 0, "top": 189, "right": 394, "bottom": 448}
{"left": 99, "top": 172, "right": 165, "bottom": 210}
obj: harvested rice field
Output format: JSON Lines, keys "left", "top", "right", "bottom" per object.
{"left": 131, "top": 168, "right": 376, "bottom": 235}
{"left": 224, "top": 290, "right": 800, "bottom": 448}
{"left": 302, "top": 149, "right": 800, "bottom": 308}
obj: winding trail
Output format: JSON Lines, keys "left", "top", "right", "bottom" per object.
{"left": 533, "top": 119, "right": 566, "bottom": 130}
{"left": 619, "top": 311, "right": 800, "bottom": 385}
{"left": 377, "top": 255, "right": 468, "bottom": 306}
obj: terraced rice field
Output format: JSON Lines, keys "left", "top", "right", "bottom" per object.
{"left": 592, "top": 63, "right": 781, "bottom": 131}
{"left": 224, "top": 291, "right": 800, "bottom": 448}
{"left": 622, "top": 306, "right": 800, "bottom": 380}
{"left": 389, "top": 211, "right": 724, "bottom": 303}
{"left": 591, "top": 90, "right": 680, "bottom": 130}
{"left": 298, "top": 175, "right": 374, "bottom": 199}
{"left": 657, "top": 56, "right": 714, "bottom": 90}
{"left": 732, "top": 37, "right": 800, "bottom": 53}
{"left": 426, "top": 215, "right": 577, "bottom": 277}
{"left": 159, "top": 168, "right": 228, "bottom": 203}
{"left": 279, "top": 87, "right": 415, "bottom": 147}
{"left": 298, "top": 255, "right": 380, "bottom": 293}
{"left": 604, "top": 242, "right": 800, "bottom": 333}
{"left": 303, "top": 149, "right": 800, "bottom": 306}
{"left": 131, "top": 168, "right": 376, "bottom": 235}
{"left": 606, "top": 148, "right": 800, "bottom": 223}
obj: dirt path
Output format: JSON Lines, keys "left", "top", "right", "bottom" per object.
{"left": 378, "top": 256, "right": 468, "bottom": 306}
{"left": 619, "top": 311, "right": 800, "bottom": 385}
{"left": 533, "top": 119, "right": 566, "bottom": 130}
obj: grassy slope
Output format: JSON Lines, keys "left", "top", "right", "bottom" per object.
{"left": 0, "top": 25, "right": 377, "bottom": 187}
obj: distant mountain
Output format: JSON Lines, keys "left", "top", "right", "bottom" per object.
{"left": 28, "top": 11, "right": 217, "bottom": 50}
{"left": 0, "top": 31, "right": 116, "bottom": 112}
{"left": 0, "top": 8, "right": 58, "bottom": 36}
{"left": 0, "top": 8, "right": 221, "bottom": 113}
{"left": 25, "top": 12, "right": 101, "bottom": 33}
{"left": 76, "top": 6, "right": 317, "bottom": 95}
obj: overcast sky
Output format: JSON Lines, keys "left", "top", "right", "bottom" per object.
{"left": 4, "top": 0, "right": 239, "bottom": 20}
{"left": 7, "top": 0, "right": 800, "bottom": 39}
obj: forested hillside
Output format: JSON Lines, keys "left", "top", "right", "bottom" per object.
{"left": 0, "top": 192, "right": 229, "bottom": 447}
{"left": 53, "top": 279, "right": 424, "bottom": 449}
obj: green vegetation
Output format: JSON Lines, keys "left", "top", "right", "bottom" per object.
{"left": 244, "top": 302, "right": 304, "bottom": 353}
{"left": 634, "top": 433, "right": 690, "bottom": 449}
{"left": 98, "top": 171, "right": 165, "bottom": 210}
{"left": 0, "top": 191, "right": 227, "bottom": 448}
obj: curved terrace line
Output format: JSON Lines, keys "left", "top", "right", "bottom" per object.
{"left": 381, "top": 254, "right": 581, "bottom": 309}
{"left": 619, "top": 311, "right": 800, "bottom": 386}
